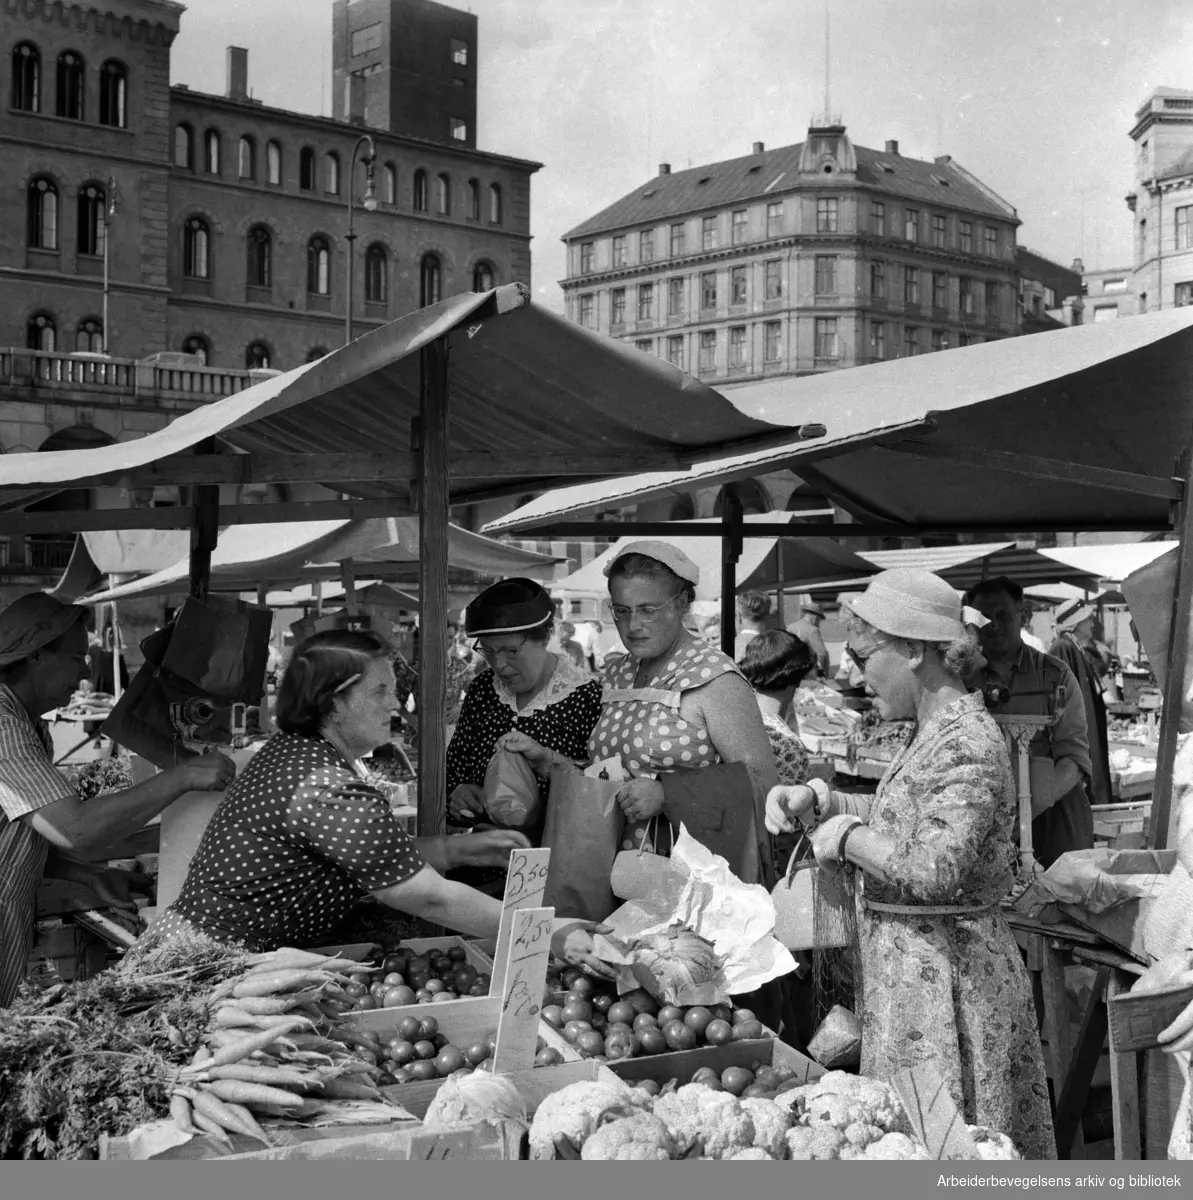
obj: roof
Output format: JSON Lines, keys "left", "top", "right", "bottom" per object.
{"left": 485, "top": 306, "right": 1193, "bottom": 536}
{"left": 563, "top": 140, "right": 1016, "bottom": 241}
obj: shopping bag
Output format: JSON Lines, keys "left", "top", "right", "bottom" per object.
{"left": 541, "top": 765, "right": 623, "bottom": 921}
{"left": 482, "top": 746, "right": 542, "bottom": 830}
{"left": 611, "top": 818, "right": 683, "bottom": 900}
{"left": 771, "top": 840, "right": 853, "bottom": 950}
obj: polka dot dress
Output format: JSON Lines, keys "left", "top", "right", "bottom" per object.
{"left": 148, "top": 733, "right": 424, "bottom": 951}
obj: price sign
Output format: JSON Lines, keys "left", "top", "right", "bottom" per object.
{"left": 491, "top": 905, "right": 555, "bottom": 1075}
{"left": 489, "top": 847, "right": 551, "bottom": 995}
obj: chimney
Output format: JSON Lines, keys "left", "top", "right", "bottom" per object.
{"left": 884, "top": 139, "right": 899, "bottom": 155}
{"left": 658, "top": 163, "right": 671, "bottom": 175}
{"left": 344, "top": 73, "right": 366, "bottom": 124}
{"left": 753, "top": 141, "right": 765, "bottom": 154}
{"left": 1071, "top": 257, "right": 1086, "bottom": 275}
{"left": 226, "top": 46, "right": 248, "bottom": 101}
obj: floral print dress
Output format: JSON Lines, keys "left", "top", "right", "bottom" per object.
{"left": 856, "top": 691, "right": 1056, "bottom": 1161}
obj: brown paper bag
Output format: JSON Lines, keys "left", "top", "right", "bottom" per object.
{"left": 482, "top": 747, "right": 542, "bottom": 830}
{"left": 541, "top": 766, "right": 623, "bottom": 921}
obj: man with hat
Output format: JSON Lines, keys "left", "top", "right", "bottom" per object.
{"left": 0, "top": 593, "right": 235, "bottom": 1006}
{"left": 786, "top": 602, "right": 830, "bottom": 678}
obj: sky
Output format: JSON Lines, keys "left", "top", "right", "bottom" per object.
{"left": 170, "top": 0, "right": 1193, "bottom": 312}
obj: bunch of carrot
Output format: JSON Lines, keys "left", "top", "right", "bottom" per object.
{"left": 171, "top": 947, "right": 394, "bottom": 1151}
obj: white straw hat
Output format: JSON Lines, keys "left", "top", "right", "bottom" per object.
{"left": 849, "top": 568, "right": 989, "bottom": 642}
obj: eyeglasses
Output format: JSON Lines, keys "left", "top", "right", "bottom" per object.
{"left": 608, "top": 590, "right": 685, "bottom": 624}
{"left": 474, "top": 637, "right": 529, "bottom": 662}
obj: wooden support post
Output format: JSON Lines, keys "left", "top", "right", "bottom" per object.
{"left": 1105, "top": 972, "right": 1142, "bottom": 1160}
{"left": 189, "top": 437, "right": 219, "bottom": 600}
{"left": 1053, "top": 965, "right": 1110, "bottom": 1159}
{"left": 720, "top": 487, "right": 743, "bottom": 658}
{"left": 341, "top": 559, "right": 358, "bottom": 615}
{"left": 416, "top": 336, "right": 450, "bottom": 839}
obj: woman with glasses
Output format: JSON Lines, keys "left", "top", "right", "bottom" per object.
{"left": 764, "top": 569, "right": 1055, "bottom": 1160}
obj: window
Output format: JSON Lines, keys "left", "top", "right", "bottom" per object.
{"left": 870, "top": 259, "right": 886, "bottom": 298}
{"left": 984, "top": 226, "right": 998, "bottom": 257}
{"left": 351, "top": 23, "right": 383, "bottom": 55}
{"left": 77, "top": 184, "right": 105, "bottom": 256}
{"left": 764, "top": 321, "right": 781, "bottom": 362}
{"left": 670, "top": 222, "right": 686, "bottom": 257}
{"left": 451, "top": 38, "right": 468, "bottom": 66}
{"left": 1178, "top": 206, "right": 1193, "bottom": 251}
{"left": 766, "top": 201, "right": 783, "bottom": 238}
{"left": 728, "top": 326, "right": 748, "bottom": 369}
{"left": 904, "top": 266, "right": 919, "bottom": 306}
{"left": 377, "top": 162, "right": 395, "bottom": 206}
{"left": 904, "top": 208, "right": 919, "bottom": 242}
{"left": 245, "top": 342, "right": 271, "bottom": 369}
{"left": 612, "top": 235, "right": 627, "bottom": 267}
{"left": 903, "top": 325, "right": 919, "bottom": 356}
{"left": 959, "top": 220, "right": 973, "bottom": 254}
{"left": 26, "top": 312, "right": 55, "bottom": 351}
{"left": 931, "top": 213, "right": 946, "bottom": 248}
{"left": 56, "top": 51, "right": 84, "bottom": 119}
{"left": 1138, "top": 219, "right": 1147, "bottom": 260}
{"left": 238, "top": 136, "right": 255, "bottom": 180}
{"left": 637, "top": 282, "right": 655, "bottom": 321}
{"left": 27, "top": 177, "right": 58, "bottom": 250}
{"left": 1176, "top": 282, "right": 1193, "bottom": 307}
{"left": 668, "top": 276, "right": 684, "bottom": 317}
{"left": 871, "top": 200, "right": 885, "bottom": 235}
{"left": 489, "top": 184, "right": 502, "bottom": 224}
{"left": 413, "top": 169, "right": 428, "bottom": 212}
{"left": 12, "top": 42, "right": 40, "bottom": 112}
{"left": 246, "top": 225, "right": 272, "bottom": 287}
{"left": 960, "top": 276, "right": 974, "bottom": 315}
{"left": 325, "top": 152, "right": 340, "bottom": 195}
{"left": 611, "top": 287, "right": 626, "bottom": 325}
{"left": 467, "top": 178, "right": 480, "bottom": 219}
{"left": 419, "top": 253, "right": 441, "bottom": 307}
{"left": 365, "top": 243, "right": 388, "bottom": 303}
{"left": 640, "top": 229, "right": 654, "bottom": 262}
{"left": 450, "top": 117, "right": 468, "bottom": 142}
{"left": 205, "top": 130, "right": 221, "bottom": 175}
{"left": 732, "top": 209, "right": 748, "bottom": 245}
{"left": 174, "top": 124, "right": 193, "bottom": 170}
{"left": 731, "top": 266, "right": 748, "bottom": 305}
{"left": 984, "top": 281, "right": 999, "bottom": 318}
{"left": 764, "top": 259, "right": 782, "bottom": 300}
{"left": 305, "top": 346, "right": 328, "bottom": 363}
{"left": 932, "top": 270, "right": 948, "bottom": 310}
{"left": 814, "top": 255, "right": 837, "bottom": 295}
{"left": 698, "top": 330, "right": 716, "bottom": 372}
{"left": 299, "top": 147, "right": 315, "bottom": 191}
{"left": 814, "top": 317, "right": 839, "bottom": 361}
{"left": 181, "top": 334, "right": 209, "bottom": 364}
{"left": 75, "top": 318, "right": 103, "bottom": 353}
{"left": 870, "top": 321, "right": 886, "bottom": 360}
{"left": 666, "top": 335, "right": 684, "bottom": 369}
{"left": 307, "top": 236, "right": 331, "bottom": 295}
{"left": 99, "top": 60, "right": 127, "bottom": 127}
{"left": 1102, "top": 278, "right": 1128, "bottom": 294}
{"left": 931, "top": 329, "right": 949, "bottom": 352}
{"left": 1140, "top": 292, "right": 1149, "bottom": 313}
{"left": 635, "top": 339, "right": 652, "bottom": 354}
{"left": 472, "top": 261, "right": 494, "bottom": 292}
{"left": 700, "top": 271, "right": 717, "bottom": 310}
{"left": 435, "top": 173, "right": 451, "bottom": 215}
{"left": 266, "top": 141, "right": 281, "bottom": 186}
{"left": 958, "top": 333, "right": 971, "bottom": 347}
{"left": 1044, "top": 286, "right": 1057, "bottom": 308}
{"left": 702, "top": 215, "right": 717, "bottom": 250}
{"left": 578, "top": 293, "right": 594, "bottom": 328}
{"left": 580, "top": 242, "right": 593, "bottom": 273}
{"left": 816, "top": 197, "right": 838, "bottom": 233}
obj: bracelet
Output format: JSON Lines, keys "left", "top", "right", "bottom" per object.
{"left": 837, "top": 820, "right": 863, "bottom": 865}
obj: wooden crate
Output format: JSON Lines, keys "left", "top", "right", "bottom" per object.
{"left": 606, "top": 1033, "right": 822, "bottom": 1088}
{"left": 397, "top": 936, "right": 495, "bottom": 972}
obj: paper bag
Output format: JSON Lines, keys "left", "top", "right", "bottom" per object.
{"left": 541, "top": 766, "right": 623, "bottom": 921}
{"left": 482, "top": 747, "right": 542, "bottom": 830}
{"left": 807, "top": 1004, "right": 862, "bottom": 1069}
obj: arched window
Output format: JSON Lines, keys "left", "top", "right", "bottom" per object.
{"left": 307, "top": 236, "right": 331, "bottom": 295}
{"left": 183, "top": 216, "right": 210, "bottom": 279}
{"left": 77, "top": 183, "right": 106, "bottom": 256}
{"left": 99, "top": 60, "right": 126, "bottom": 127}
{"left": 306, "top": 346, "right": 329, "bottom": 363}
{"left": 467, "top": 178, "right": 480, "bottom": 220}
{"left": 472, "top": 261, "right": 494, "bottom": 292}
{"left": 12, "top": 42, "right": 41, "bottom": 112}
{"left": 205, "top": 129, "right": 221, "bottom": 175}
{"left": 299, "top": 147, "right": 315, "bottom": 191}
{"left": 181, "top": 334, "right": 209, "bottom": 364}
{"left": 75, "top": 318, "right": 103, "bottom": 353}
{"left": 266, "top": 140, "right": 282, "bottom": 185}
{"left": 174, "top": 123, "right": 193, "bottom": 169}
{"left": 325, "top": 152, "right": 340, "bottom": 195}
{"left": 489, "top": 183, "right": 502, "bottom": 225}
{"left": 27, "top": 178, "right": 58, "bottom": 250}
{"left": 26, "top": 312, "right": 56, "bottom": 352}
{"left": 246, "top": 225, "right": 272, "bottom": 287}
{"left": 419, "top": 253, "right": 441, "bottom": 307}
{"left": 383, "top": 163, "right": 396, "bottom": 205}
{"left": 413, "top": 169, "right": 428, "bottom": 212}
{"left": 245, "top": 342, "right": 271, "bottom": 369}
{"left": 56, "top": 50, "right": 84, "bottom": 119}
{"left": 436, "top": 173, "right": 451, "bottom": 215}
{"left": 365, "top": 243, "right": 388, "bottom": 303}
{"left": 238, "top": 136, "right": 255, "bottom": 180}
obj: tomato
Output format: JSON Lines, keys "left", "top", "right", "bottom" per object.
{"left": 376, "top": 1072, "right": 397, "bottom": 1086}
{"left": 589, "top": 1012, "right": 607, "bottom": 1033}
{"left": 406, "top": 956, "right": 430, "bottom": 975}
{"left": 485, "top": 1030, "right": 499, "bottom": 1052}
{"left": 560, "top": 999, "right": 592, "bottom": 1024}
{"left": 475, "top": 974, "right": 491, "bottom": 990}
{"left": 710, "top": 1004, "right": 734, "bottom": 1023}
{"left": 732, "top": 1020, "right": 765, "bottom": 1041}
{"left": 562, "top": 1020, "right": 593, "bottom": 1043}
{"left": 408, "top": 974, "right": 431, "bottom": 991}
{"left": 433, "top": 992, "right": 458, "bottom": 1003}
{"left": 638, "top": 1028, "right": 667, "bottom": 1055}
{"left": 351, "top": 1045, "right": 378, "bottom": 1065}
{"left": 605, "top": 1032, "right": 640, "bottom": 1058}
{"left": 633, "top": 1013, "right": 658, "bottom": 1035}
{"left": 534, "top": 1047, "right": 563, "bottom": 1067}
{"left": 416, "top": 993, "right": 434, "bottom": 1005}
{"left": 425, "top": 979, "right": 447, "bottom": 995}
{"left": 561, "top": 967, "right": 584, "bottom": 989}
{"left": 418, "top": 1017, "right": 440, "bottom": 1039}
{"left": 432, "top": 956, "right": 454, "bottom": 976}
{"left": 436, "top": 1045, "right": 467, "bottom": 1076}
{"left": 453, "top": 966, "right": 478, "bottom": 991}
{"left": 382, "top": 972, "right": 405, "bottom": 988}
{"left": 731, "top": 1007, "right": 756, "bottom": 1026}
{"left": 754, "top": 1067, "right": 780, "bottom": 1088}
{"left": 568, "top": 976, "right": 595, "bottom": 999}
{"left": 721, "top": 1066, "right": 754, "bottom": 1096}
{"left": 408, "top": 1059, "right": 438, "bottom": 1081}
{"left": 468, "top": 983, "right": 487, "bottom": 997}
{"left": 392, "top": 1067, "right": 413, "bottom": 1084}
{"left": 396, "top": 1016, "right": 422, "bottom": 1041}
{"left": 662, "top": 1020, "right": 696, "bottom": 1051}
{"left": 388, "top": 1039, "right": 416, "bottom": 1065}
{"left": 383, "top": 986, "right": 416, "bottom": 1008}
{"left": 447, "top": 945, "right": 467, "bottom": 962}
{"left": 622, "top": 989, "right": 659, "bottom": 1017}
{"left": 431, "top": 1033, "right": 449, "bottom": 1050}
{"left": 635, "top": 1079, "right": 662, "bottom": 1098}
{"left": 691, "top": 1067, "right": 719, "bottom": 1085}
{"left": 606, "top": 1001, "right": 637, "bottom": 1026}
{"left": 354, "top": 996, "right": 377, "bottom": 1011}
{"left": 742, "top": 1083, "right": 774, "bottom": 1099}
{"left": 575, "top": 1031, "right": 606, "bottom": 1058}
{"left": 382, "top": 954, "right": 406, "bottom": 975}
{"left": 591, "top": 992, "right": 615, "bottom": 1014}
{"left": 343, "top": 981, "right": 368, "bottom": 1000}
{"left": 604, "top": 1022, "right": 633, "bottom": 1039}
{"left": 411, "top": 1039, "right": 436, "bottom": 1060}
{"left": 657, "top": 1005, "right": 685, "bottom": 1026}
{"left": 703, "top": 1019, "right": 733, "bottom": 1046}
{"left": 684, "top": 1007, "right": 713, "bottom": 1036}
{"left": 541, "top": 1005, "right": 565, "bottom": 1029}
{"left": 464, "top": 1042, "right": 491, "bottom": 1065}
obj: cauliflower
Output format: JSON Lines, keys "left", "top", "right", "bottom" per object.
{"left": 528, "top": 1079, "right": 646, "bottom": 1160}
{"left": 772, "top": 1083, "right": 817, "bottom": 1119}
{"left": 784, "top": 1124, "right": 850, "bottom": 1160}
{"left": 858, "top": 1132, "right": 931, "bottom": 1161}
{"left": 963, "top": 1126, "right": 1021, "bottom": 1160}
{"left": 724, "top": 1147, "right": 774, "bottom": 1160}
{"left": 802, "top": 1072, "right": 907, "bottom": 1135}
{"left": 739, "top": 1097, "right": 791, "bottom": 1159}
{"left": 581, "top": 1113, "right": 676, "bottom": 1161}
{"left": 423, "top": 1074, "right": 526, "bottom": 1130}
{"left": 652, "top": 1083, "right": 756, "bottom": 1160}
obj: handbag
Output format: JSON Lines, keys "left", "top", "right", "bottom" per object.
{"left": 541, "top": 766, "right": 623, "bottom": 921}
{"left": 770, "top": 833, "right": 854, "bottom": 951}
{"left": 611, "top": 817, "right": 684, "bottom": 901}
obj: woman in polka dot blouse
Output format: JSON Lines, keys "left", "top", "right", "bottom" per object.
{"left": 135, "top": 629, "right": 612, "bottom": 974}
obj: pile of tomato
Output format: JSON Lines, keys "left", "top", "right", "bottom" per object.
{"left": 336, "top": 945, "right": 492, "bottom": 1012}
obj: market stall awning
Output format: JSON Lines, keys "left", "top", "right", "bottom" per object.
{"left": 1037, "top": 540, "right": 1180, "bottom": 584}
{"left": 48, "top": 530, "right": 190, "bottom": 600}
{"left": 550, "top": 513, "right": 875, "bottom": 602}
{"left": 77, "top": 517, "right": 562, "bottom": 604}
{"left": 485, "top": 308, "right": 1193, "bottom": 536}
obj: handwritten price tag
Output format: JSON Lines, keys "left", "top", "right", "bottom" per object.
{"left": 490, "top": 848, "right": 551, "bottom": 995}
{"left": 491, "top": 906, "right": 555, "bottom": 1075}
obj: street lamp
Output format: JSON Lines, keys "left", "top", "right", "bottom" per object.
{"left": 346, "top": 134, "right": 377, "bottom": 345}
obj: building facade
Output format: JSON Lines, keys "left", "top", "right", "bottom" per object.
{"left": 1082, "top": 266, "right": 1139, "bottom": 323}
{"left": 560, "top": 122, "right": 1021, "bottom": 386}
{"left": 1016, "top": 247, "right": 1083, "bottom": 333}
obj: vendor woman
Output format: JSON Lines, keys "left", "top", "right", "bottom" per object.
{"left": 134, "top": 629, "right": 610, "bottom": 975}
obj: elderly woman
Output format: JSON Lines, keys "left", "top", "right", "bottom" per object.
{"left": 765, "top": 569, "right": 1055, "bottom": 1160}
{"left": 135, "top": 629, "right": 608, "bottom": 972}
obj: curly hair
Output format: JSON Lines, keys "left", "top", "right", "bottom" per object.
{"left": 736, "top": 590, "right": 771, "bottom": 623}
{"left": 739, "top": 630, "right": 816, "bottom": 691}
{"left": 275, "top": 629, "right": 393, "bottom": 736}
{"left": 847, "top": 614, "right": 986, "bottom": 679}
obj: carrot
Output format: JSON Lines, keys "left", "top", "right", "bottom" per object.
{"left": 204, "top": 1063, "right": 317, "bottom": 1089}
{"left": 335, "top": 1030, "right": 383, "bottom": 1055}
{"left": 246, "top": 947, "right": 337, "bottom": 970}
{"left": 170, "top": 1093, "right": 197, "bottom": 1136}
{"left": 191, "top": 1045, "right": 214, "bottom": 1066}
{"left": 286, "top": 1033, "right": 345, "bottom": 1054}
{"left": 233, "top": 969, "right": 335, "bottom": 998}
{"left": 215, "top": 995, "right": 297, "bottom": 1016}
{"left": 185, "top": 1020, "right": 309, "bottom": 1073}
{"left": 223, "top": 1101, "right": 273, "bottom": 1148}
{"left": 190, "top": 1109, "right": 235, "bottom": 1153}
{"left": 203, "top": 1079, "right": 308, "bottom": 1109}
{"left": 213, "top": 1007, "right": 315, "bottom": 1031}
{"left": 190, "top": 1089, "right": 271, "bottom": 1147}
{"left": 318, "top": 1078, "right": 384, "bottom": 1101}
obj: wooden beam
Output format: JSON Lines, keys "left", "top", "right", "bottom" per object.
{"left": 882, "top": 440, "right": 1184, "bottom": 501}
{"left": 511, "top": 520, "right": 1174, "bottom": 539}
{"left": 720, "top": 488, "right": 743, "bottom": 658}
{"left": 188, "top": 439, "right": 219, "bottom": 600}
